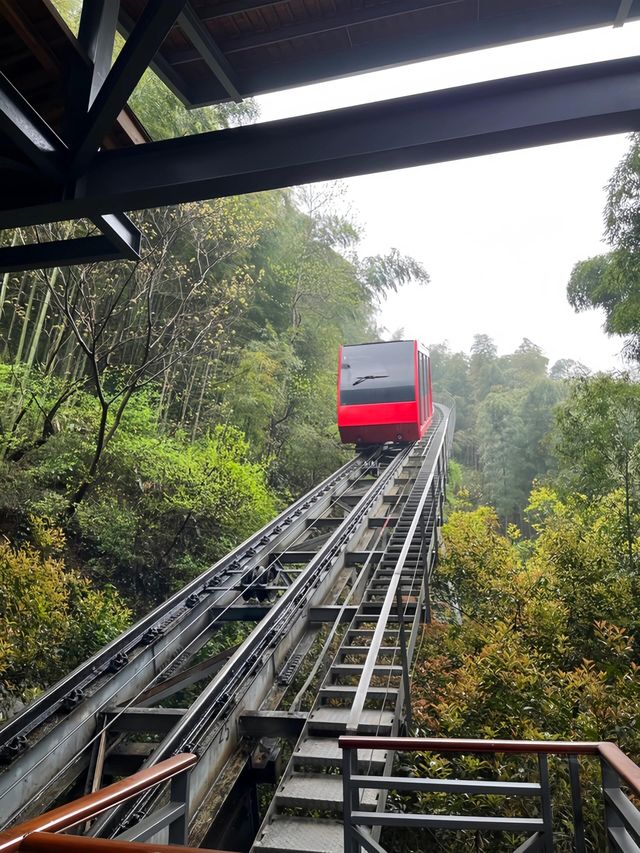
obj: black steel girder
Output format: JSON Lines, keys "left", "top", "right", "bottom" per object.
{"left": 77, "top": 0, "right": 121, "bottom": 109}
{"left": 1, "top": 55, "right": 640, "bottom": 230}
{"left": 0, "top": 235, "right": 130, "bottom": 272}
{"left": 177, "top": 4, "right": 242, "bottom": 102}
{"left": 73, "top": 0, "right": 189, "bottom": 169}
{"left": 0, "top": 66, "right": 141, "bottom": 268}
{"left": 0, "top": 70, "right": 66, "bottom": 182}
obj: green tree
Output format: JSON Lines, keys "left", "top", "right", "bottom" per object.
{"left": 567, "top": 135, "right": 640, "bottom": 360}
{"left": 470, "top": 334, "right": 503, "bottom": 402}
{"left": 553, "top": 374, "right": 640, "bottom": 570}
{"left": 0, "top": 521, "right": 129, "bottom": 712}
{"left": 476, "top": 389, "right": 526, "bottom": 524}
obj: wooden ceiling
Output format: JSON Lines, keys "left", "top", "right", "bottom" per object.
{"left": 119, "top": 0, "right": 640, "bottom": 107}
{"left": 0, "top": 0, "right": 147, "bottom": 149}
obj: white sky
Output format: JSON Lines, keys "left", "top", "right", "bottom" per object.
{"left": 255, "top": 21, "right": 640, "bottom": 371}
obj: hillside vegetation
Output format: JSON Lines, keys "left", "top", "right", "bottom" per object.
{"left": 0, "top": 35, "right": 428, "bottom": 712}
{"left": 3, "top": 10, "right": 640, "bottom": 849}
{"left": 396, "top": 136, "right": 640, "bottom": 852}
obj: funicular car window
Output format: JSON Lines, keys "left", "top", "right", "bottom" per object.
{"left": 419, "top": 353, "right": 427, "bottom": 422}
{"left": 340, "top": 342, "right": 415, "bottom": 405}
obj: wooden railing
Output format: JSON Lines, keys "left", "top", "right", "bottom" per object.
{"left": 339, "top": 736, "right": 640, "bottom": 853}
{"left": 0, "top": 753, "right": 233, "bottom": 853}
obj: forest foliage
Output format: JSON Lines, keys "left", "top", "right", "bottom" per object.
{"left": 429, "top": 335, "right": 583, "bottom": 526}
{"left": 0, "top": 13, "right": 428, "bottom": 711}
{"left": 394, "top": 134, "right": 640, "bottom": 850}
{"left": 2, "top": 10, "right": 640, "bottom": 849}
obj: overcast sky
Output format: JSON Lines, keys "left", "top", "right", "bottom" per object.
{"left": 255, "top": 21, "right": 640, "bottom": 371}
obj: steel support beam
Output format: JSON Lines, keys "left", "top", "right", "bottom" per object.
{"left": 78, "top": 0, "right": 121, "bottom": 107}
{"left": 74, "top": 0, "right": 188, "bottom": 167}
{"left": 239, "top": 710, "right": 307, "bottom": 738}
{"left": 177, "top": 4, "right": 242, "bottom": 102}
{"left": 104, "top": 707, "right": 187, "bottom": 735}
{"left": 92, "top": 212, "right": 141, "bottom": 260}
{"left": 615, "top": 0, "right": 634, "bottom": 26}
{"left": 2, "top": 55, "right": 640, "bottom": 229}
{"left": 0, "top": 70, "right": 66, "bottom": 182}
{"left": 0, "top": 235, "right": 129, "bottom": 272}
{"left": 0, "top": 54, "right": 140, "bottom": 266}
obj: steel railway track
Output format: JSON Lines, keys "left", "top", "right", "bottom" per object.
{"left": 0, "top": 404, "right": 455, "bottom": 853}
{"left": 0, "top": 448, "right": 384, "bottom": 824}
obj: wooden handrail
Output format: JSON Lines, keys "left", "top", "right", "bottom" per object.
{"left": 338, "top": 737, "right": 640, "bottom": 795}
{"left": 20, "top": 832, "right": 233, "bottom": 853}
{"left": 599, "top": 741, "right": 640, "bottom": 795}
{"left": 0, "top": 753, "right": 197, "bottom": 853}
{"left": 20, "top": 832, "right": 235, "bottom": 853}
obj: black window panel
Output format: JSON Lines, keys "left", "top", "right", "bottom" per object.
{"left": 340, "top": 341, "right": 415, "bottom": 406}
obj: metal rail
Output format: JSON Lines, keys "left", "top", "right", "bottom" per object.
{"left": 0, "top": 755, "right": 199, "bottom": 853}
{"left": 0, "top": 451, "right": 369, "bottom": 749}
{"left": 0, "top": 448, "right": 385, "bottom": 825}
{"left": 2, "top": 411, "right": 455, "bottom": 851}
{"left": 250, "top": 407, "right": 454, "bottom": 853}
{"left": 340, "top": 736, "right": 640, "bottom": 853}
{"left": 346, "top": 412, "right": 453, "bottom": 734}
{"left": 92, "top": 442, "right": 417, "bottom": 838}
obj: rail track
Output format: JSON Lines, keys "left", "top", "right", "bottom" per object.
{"left": 0, "top": 405, "right": 454, "bottom": 853}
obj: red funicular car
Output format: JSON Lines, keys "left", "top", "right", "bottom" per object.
{"left": 337, "top": 340, "right": 433, "bottom": 445}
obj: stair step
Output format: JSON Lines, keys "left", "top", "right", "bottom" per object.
{"left": 329, "top": 664, "right": 403, "bottom": 677}
{"left": 308, "top": 707, "right": 394, "bottom": 733}
{"left": 276, "top": 772, "right": 378, "bottom": 811}
{"left": 293, "top": 737, "right": 387, "bottom": 770}
{"left": 347, "top": 630, "right": 398, "bottom": 638}
{"left": 252, "top": 816, "right": 343, "bottom": 853}
{"left": 319, "top": 686, "right": 398, "bottom": 699}
{"left": 338, "top": 646, "right": 401, "bottom": 656}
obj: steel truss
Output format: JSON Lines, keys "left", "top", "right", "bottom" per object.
{"left": 2, "top": 13, "right": 640, "bottom": 272}
{"left": 0, "top": 406, "right": 454, "bottom": 853}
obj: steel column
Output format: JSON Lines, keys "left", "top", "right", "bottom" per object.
{"left": 568, "top": 755, "right": 586, "bottom": 853}
{"left": 77, "top": 0, "right": 121, "bottom": 108}
{"left": 395, "top": 588, "right": 412, "bottom": 731}
{"left": 538, "top": 754, "right": 554, "bottom": 853}
{"left": 73, "top": 0, "right": 189, "bottom": 167}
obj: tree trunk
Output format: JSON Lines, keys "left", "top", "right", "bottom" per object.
{"left": 624, "top": 455, "right": 634, "bottom": 572}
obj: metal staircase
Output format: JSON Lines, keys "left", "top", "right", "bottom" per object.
{"left": 252, "top": 420, "right": 449, "bottom": 853}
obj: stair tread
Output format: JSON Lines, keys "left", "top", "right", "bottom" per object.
{"left": 252, "top": 816, "right": 343, "bottom": 853}
{"left": 319, "top": 686, "right": 398, "bottom": 697}
{"left": 294, "top": 737, "right": 387, "bottom": 766}
{"left": 330, "top": 664, "right": 402, "bottom": 672}
{"left": 277, "top": 773, "right": 378, "bottom": 810}
{"left": 309, "top": 707, "right": 394, "bottom": 729}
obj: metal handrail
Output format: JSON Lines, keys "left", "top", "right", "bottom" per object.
{"left": 0, "top": 754, "right": 197, "bottom": 853}
{"left": 339, "top": 736, "right": 640, "bottom": 795}
{"left": 346, "top": 408, "right": 452, "bottom": 734}
{"left": 339, "top": 736, "right": 640, "bottom": 853}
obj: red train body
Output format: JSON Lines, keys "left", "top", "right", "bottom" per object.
{"left": 337, "top": 340, "right": 433, "bottom": 445}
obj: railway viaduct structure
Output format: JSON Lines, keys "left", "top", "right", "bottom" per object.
{"left": 3, "top": 3, "right": 640, "bottom": 851}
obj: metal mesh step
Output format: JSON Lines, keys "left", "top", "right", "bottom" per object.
{"left": 308, "top": 707, "right": 394, "bottom": 733}
{"left": 253, "top": 817, "right": 344, "bottom": 853}
{"left": 276, "top": 772, "right": 378, "bottom": 811}
{"left": 293, "top": 737, "right": 387, "bottom": 770}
